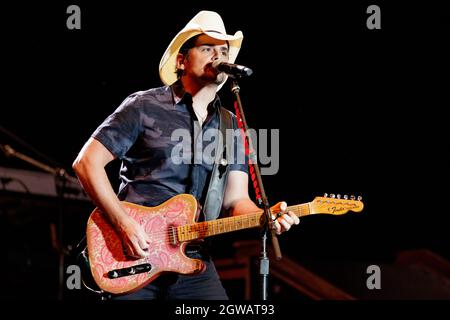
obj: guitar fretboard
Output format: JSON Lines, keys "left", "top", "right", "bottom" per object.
{"left": 177, "top": 203, "right": 311, "bottom": 242}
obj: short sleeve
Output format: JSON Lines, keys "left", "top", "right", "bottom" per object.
{"left": 91, "top": 94, "right": 143, "bottom": 159}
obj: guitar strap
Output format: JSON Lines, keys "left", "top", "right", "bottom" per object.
{"left": 202, "top": 106, "right": 233, "bottom": 221}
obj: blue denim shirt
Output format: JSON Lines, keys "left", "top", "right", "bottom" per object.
{"left": 92, "top": 84, "right": 248, "bottom": 215}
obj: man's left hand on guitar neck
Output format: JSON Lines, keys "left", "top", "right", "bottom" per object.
{"left": 270, "top": 201, "right": 300, "bottom": 235}
{"left": 223, "top": 171, "right": 300, "bottom": 235}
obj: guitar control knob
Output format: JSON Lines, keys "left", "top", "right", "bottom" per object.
{"left": 350, "top": 195, "right": 356, "bottom": 200}
{"left": 357, "top": 196, "right": 362, "bottom": 201}
{"left": 337, "top": 194, "right": 341, "bottom": 199}
{"left": 330, "top": 194, "right": 336, "bottom": 198}
{"left": 343, "top": 195, "right": 348, "bottom": 200}
{"left": 324, "top": 193, "right": 328, "bottom": 198}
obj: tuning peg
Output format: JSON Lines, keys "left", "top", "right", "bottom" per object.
{"left": 357, "top": 196, "right": 362, "bottom": 201}
{"left": 330, "top": 193, "right": 336, "bottom": 198}
{"left": 323, "top": 193, "right": 328, "bottom": 198}
{"left": 337, "top": 194, "right": 341, "bottom": 199}
{"left": 350, "top": 195, "right": 356, "bottom": 200}
{"left": 343, "top": 194, "right": 348, "bottom": 200}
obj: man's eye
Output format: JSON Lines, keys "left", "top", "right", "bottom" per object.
{"left": 202, "top": 47, "right": 211, "bottom": 52}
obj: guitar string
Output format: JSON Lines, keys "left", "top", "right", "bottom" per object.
{"left": 97, "top": 202, "right": 359, "bottom": 257}
{"left": 101, "top": 215, "right": 264, "bottom": 248}
{"left": 141, "top": 207, "right": 301, "bottom": 238}
{"left": 110, "top": 205, "right": 313, "bottom": 241}
{"left": 96, "top": 201, "right": 358, "bottom": 243}
{"left": 105, "top": 211, "right": 283, "bottom": 251}
{"left": 127, "top": 213, "right": 264, "bottom": 239}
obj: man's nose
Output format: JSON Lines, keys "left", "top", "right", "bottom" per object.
{"left": 212, "top": 48, "right": 221, "bottom": 60}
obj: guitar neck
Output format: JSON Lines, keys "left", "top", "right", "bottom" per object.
{"left": 177, "top": 203, "right": 310, "bottom": 242}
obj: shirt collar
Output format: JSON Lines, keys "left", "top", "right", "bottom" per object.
{"left": 170, "top": 82, "right": 222, "bottom": 111}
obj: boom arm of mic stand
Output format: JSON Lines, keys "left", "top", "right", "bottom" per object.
{"left": 1, "top": 143, "right": 77, "bottom": 300}
{"left": 1, "top": 144, "right": 78, "bottom": 184}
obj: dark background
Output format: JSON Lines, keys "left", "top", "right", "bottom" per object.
{"left": 1, "top": 1, "right": 449, "bottom": 300}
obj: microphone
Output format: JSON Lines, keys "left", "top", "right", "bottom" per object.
{"left": 212, "top": 60, "right": 253, "bottom": 78}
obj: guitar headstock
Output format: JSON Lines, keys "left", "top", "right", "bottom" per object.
{"left": 310, "top": 193, "right": 364, "bottom": 215}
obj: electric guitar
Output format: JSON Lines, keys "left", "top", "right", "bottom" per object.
{"left": 86, "top": 193, "right": 363, "bottom": 295}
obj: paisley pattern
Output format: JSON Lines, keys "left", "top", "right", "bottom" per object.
{"left": 86, "top": 194, "right": 204, "bottom": 295}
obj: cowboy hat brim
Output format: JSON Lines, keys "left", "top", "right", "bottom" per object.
{"left": 159, "top": 28, "right": 243, "bottom": 91}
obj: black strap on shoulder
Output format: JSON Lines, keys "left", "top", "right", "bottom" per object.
{"left": 203, "top": 107, "right": 233, "bottom": 221}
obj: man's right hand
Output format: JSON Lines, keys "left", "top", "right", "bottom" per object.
{"left": 72, "top": 138, "right": 152, "bottom": 259}
{"left": 117, "top": 216, "right": 151, "bottom": 259}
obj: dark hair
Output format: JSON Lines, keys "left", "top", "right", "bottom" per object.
{"left": 179, "top": 35, "right": 200, "bottom": 55}
{"left": 176, "top": 35, "right": 200, "bottom": 78}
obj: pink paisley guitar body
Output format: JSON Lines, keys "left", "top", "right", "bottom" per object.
{"left": 86, "top": 194, "right": 203, "bottom": 295}
{"left": 86, "top": 193, "right": 364, "bottom": 295}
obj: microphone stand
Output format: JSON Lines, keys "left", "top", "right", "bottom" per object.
{"left": 1, "top": 144, "right": 75, "bottom": 300}
{"left": 229, "top": 79, "right": 282, "bottom": 300}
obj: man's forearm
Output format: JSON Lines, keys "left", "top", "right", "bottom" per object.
{"left": 73, "top": 160, "right": 128, "bottom": 229}
{"left": 229, "top": 197, "right": 261, "bottom": 217}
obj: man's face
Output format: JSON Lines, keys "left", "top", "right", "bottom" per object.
{"left": 182, "top": 34, "right": 229, "bottom": 85}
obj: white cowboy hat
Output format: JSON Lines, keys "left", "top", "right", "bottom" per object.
{"left": 159, "top": 10, "right": 243, "bottom": 91}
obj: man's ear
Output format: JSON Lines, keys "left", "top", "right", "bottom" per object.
{"left": 176, "top": 53, "right": 185, "bottom": 71}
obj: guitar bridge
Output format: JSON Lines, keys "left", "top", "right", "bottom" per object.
{"left": 107, "top": 263, "right": 152, "bottom": 279}
{"left": 169, "top": 225, "right": 178, "bottom": 245}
